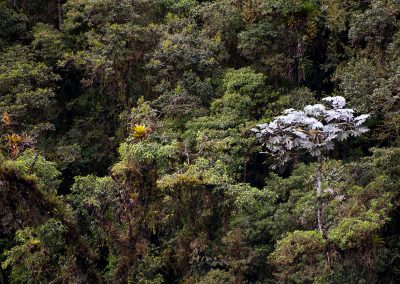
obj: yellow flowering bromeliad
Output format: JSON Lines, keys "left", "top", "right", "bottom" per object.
{"left": 131, "top": 124, "right": 148, "bottom": 140}
{"left": 29, "top": 239, "right": 41, "bottom": 246}
{"left": 2, "top": 112, "right": 12, "bottom": 127}
{"left": 6, "top": 134, "right": 23, "bottom": 158}
{"left": 7, "top": 134, "right": 23, "bottom": 145}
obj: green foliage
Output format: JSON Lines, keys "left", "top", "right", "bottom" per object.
{"left": 335, "top": 58, "right": 383, "bottom": 114}
{"left": 197, "top": 269, "right": 235, "bottom": 284}
{"left": 348, "top": 0, "right": 399, "bottom": 48}
{"left": 69, "top": 175, "right": 115, "bottom": 224}
{"left": 199, "top": 0, "right": 243, "bottom": 58}
{"left": 238, "top": 0, "right": 320, "bottom": 83}
{"left": 2, "top": 219, "right": 67, "bottom": 283}
{"left": 0, "top": 45, "right": 59, "bottom": 135}
{"left": 146, "top": 18, "right": 227, "bottom": 115}
{"left": 113, "top": 140, "right": 178, "bottom": 177}
{"left": 2, "top": 0, "right": 400, "bottom": 282}
{"left": 269, "top": 230, "right": 327, "bottom": 283}
{"left": 263, "top": 148, "right": 400, "bottom": 282}
{"left": 185, "top": 67, "right": 284, "bottom": 180}
{"left": 328, "top": 217, "right": 381, "bottom": 250}
{"left": 3, "top": 149, "right": 61, "bottom": 192}
{"left": 0, "top": 1, "right": 29, "bottom": 48}
{"left": 128, "top": 246, "right": 165, "bottom": 284}
{"left": 32, "top": 23, "right": 66, "bottom": 64}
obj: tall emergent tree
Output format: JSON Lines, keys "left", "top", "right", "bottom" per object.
{"left": 252, "top": 96, "right": 369, "bottom": 234}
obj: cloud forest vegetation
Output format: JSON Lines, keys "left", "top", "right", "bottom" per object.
{"left": 1, "top": 0, "right": 400, "bottom": 283}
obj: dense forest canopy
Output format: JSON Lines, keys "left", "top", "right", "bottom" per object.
{"left": 1, "top": 0, "right": 400, "bottom": 283}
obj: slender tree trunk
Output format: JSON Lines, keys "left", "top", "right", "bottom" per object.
{"left": 23, "top": 0, "right": 29, "bottom": 16}
{"left": 316, "top": 154, "right": 323, "bottom": 235}
{"left": 57, "top": 0, "right": 62, "bottom": 30}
